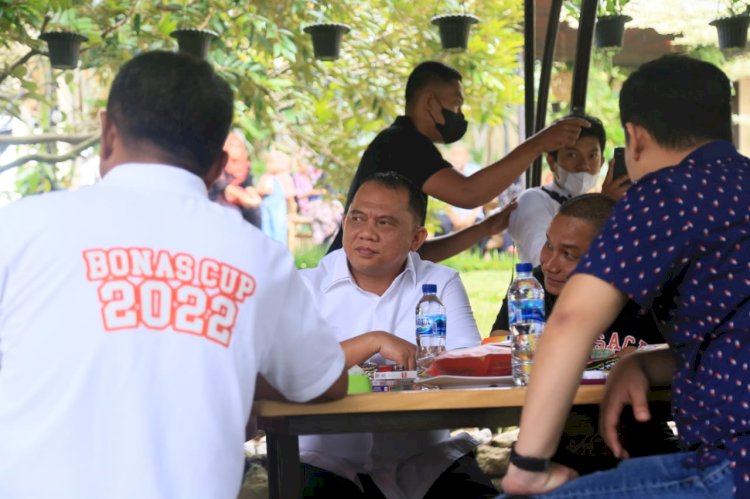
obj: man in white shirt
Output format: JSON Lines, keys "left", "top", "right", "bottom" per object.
{"left": 0, "top": 51, "right": 347, "bottom": 499}
{"left": 299, "top": 172, "right": 497, "bottom": 499}
{"left": 507, "top": 114, "right": 630, "bottom": 266}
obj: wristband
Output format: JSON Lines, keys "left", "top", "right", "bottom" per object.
{"left": 509, "top": 442, "right": 551, "bottom": 472}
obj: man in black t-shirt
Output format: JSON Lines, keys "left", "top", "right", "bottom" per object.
{"left": 490, "top": 194, "right": 664, "bottom": 349}
{"left": 328, "top": 61, "right": 590, "bottom": 262}
{"left": 490, "top": 194, "right": 677, "bottom": 475}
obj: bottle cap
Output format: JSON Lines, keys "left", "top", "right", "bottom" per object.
{"left": 422, "top": 284, "right": 437, "bottom": 293}
{"left": 515, "top": 262, "right": 533, "bottom": 273}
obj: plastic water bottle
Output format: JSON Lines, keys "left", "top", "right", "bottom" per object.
{"left": 507, "top": 263, "right": 545, "bottom": 386}
{"left": 416, "top": 284, "right": 446, "bottom": 371}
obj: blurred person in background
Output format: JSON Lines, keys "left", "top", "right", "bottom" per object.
{"left": 258, "top": 149, "right": 296, "bottom": 246}
{"left": 208, "top": 131, "right": 262, "bottom": 229}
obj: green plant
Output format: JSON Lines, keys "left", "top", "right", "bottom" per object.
{"left": 597, "top": 0, "right": 629, "bottom": 16}
{"left": 1, "top": 0, "right": 526, "bottom": 199}
{"left": 564, "top": 0, "right": 629, "bottom": 18}
{"left": 46, "top": 8, "right": 97, "bottom": 34}
{"left": 718, "top": 0, "right": 750, "bottom": 17}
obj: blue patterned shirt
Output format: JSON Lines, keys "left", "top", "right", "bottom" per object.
{"left": 578, "top": 140, "right": 750, "bottom": 496}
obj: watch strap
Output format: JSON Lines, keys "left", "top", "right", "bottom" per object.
{"left": 509, "top": 442, "right": 551, "bottom": 472}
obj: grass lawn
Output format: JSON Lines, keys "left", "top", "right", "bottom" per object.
{"left": 459, "top": 268, "right": 512, "bottom": 338}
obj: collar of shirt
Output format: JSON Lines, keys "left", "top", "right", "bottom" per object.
{"left": 544, "top": 181, "right": 572, "bottom": 198}
{"left": 320, "top": 248, "right": 418, "bottom": 296}
{"left": 100, "top": 163, "right": 208, "bottom": 198}
{"left": 681, "top": 139, "right": 737, "bottom": 165}
{"left": 392, "top": 115, "right": 433, "bottom": 144}
{"left": 392, "top": 115, "right": 416, "bottom": 132}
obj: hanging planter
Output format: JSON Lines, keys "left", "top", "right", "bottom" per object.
{"left": 39, "top": 31, "right": 88, "bottom": 70}
{"left": 170, "top": 28, "right": 218, "bottom": 59}
{"left": 594, "top": 15, "right": 632, "bottom": 48}
{"left": 710, "top": 15, "right": 750, "bottom": 50}
{"left": 430, "top": 14, "right": 480, "bottom": 53}
{"left": 303, "top": 23, "right": 350, "bottom": 61}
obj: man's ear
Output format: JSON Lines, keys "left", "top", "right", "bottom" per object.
{"left": 624, "top": 122, "right": 650, "bottom": 162}
{"left": 98, "top": 110, "right": 119, "bottom": 177}
{"left": 410, "top": 226, "right": 429, "bottom": 252}
{"left": 204, "top": 150, "right": 228, "bottom": 188}
{"left": 99, "top": 111, "right": 114, "bottom": 160}
{"left": 545, "top": 153, "right": 557, "bottom": 173}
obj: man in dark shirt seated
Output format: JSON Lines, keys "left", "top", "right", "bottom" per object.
{"left": 490, "top": 193, "right": 677, "bottom": 474}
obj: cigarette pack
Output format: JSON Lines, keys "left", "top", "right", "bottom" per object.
{"left": 372, "top": 370, "right": 419, "bottom": 380}
{"left": 371, "top": 384, "right": 418, "bottom": 392}
{"left": 371, "top": 378, "right": 416, "bottom": 387}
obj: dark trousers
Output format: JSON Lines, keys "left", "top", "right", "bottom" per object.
{"left": 301, "top": 453, "right": 498, "bottom": 498}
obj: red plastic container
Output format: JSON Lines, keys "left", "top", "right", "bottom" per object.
{"left": 427, "top": 344, "right": 511, "bottom": 377}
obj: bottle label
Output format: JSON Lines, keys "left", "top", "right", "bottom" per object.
{"left": 508, "top": 299, "right": 545, "bottom": 325}
{"left": 416, "top": 314, "right": 446, "bottom": 337}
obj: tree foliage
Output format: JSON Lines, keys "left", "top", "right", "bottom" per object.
{"left": 0, "top": 0, "right": 525, "bottom": 196}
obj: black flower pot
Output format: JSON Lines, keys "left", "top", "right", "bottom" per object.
{"left": 170, "top": 28, "right": 218, "bottom": 59}
{"left": 303, "top": 23, "right": 350, "bottom": 61}
{"left": 39, "top": 31, "right": 88, "bottom": 70}
{"left": 594, "top": 15, "right": 632, "bottom": 48}
{"left": 431, "top": 14, "right": 480, "bottom": 52}
{"left": 710, "top": 15, "right": 750, "bottom": 50}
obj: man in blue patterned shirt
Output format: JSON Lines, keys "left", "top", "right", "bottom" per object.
{"left": 500, "top": 55, "right": 749, "bottom": 498}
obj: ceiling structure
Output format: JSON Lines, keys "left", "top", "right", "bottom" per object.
{"left": 531, "top": 0, "right": 741, "bottom": 68}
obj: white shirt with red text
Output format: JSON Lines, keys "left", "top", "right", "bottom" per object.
{"left": 0, "top": 163, "right": 345, "bottom": 499}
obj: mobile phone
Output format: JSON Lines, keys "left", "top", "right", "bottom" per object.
{"left": 612, "top": 147, "right": 628, "bottom": 180}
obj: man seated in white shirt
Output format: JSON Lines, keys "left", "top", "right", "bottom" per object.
{"left": 299, "top": 172, "right": 498, "bottom": 498}
{"left": 0, "top": 51, "right": 347, "bottom": 499}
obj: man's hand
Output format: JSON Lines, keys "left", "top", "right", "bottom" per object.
{"left": 342, "top": 331, "right": 416, "bottom": 369}
{"left": 601, "top": 158, "right": 631, "bottom": 201}
{"left": 226, "top": 184, "right": 262, "bottom": 208}
{"left": 480, "top": 199, "right": 518, "bottom": 237}
{"left": 599, "top": 354, "right": 652, "bottom": 459}
{"left": 501, "top": 462, "right": 578, "bottom": 496}
{"left": 372, "top": 331, "right": 417, "bottom": 370}
{"left": 531, "top": 117, "right": 591, "bottom": 153}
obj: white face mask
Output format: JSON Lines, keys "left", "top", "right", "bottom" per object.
{"left": 554, "top": 168, "right": 599, "bottom": 196}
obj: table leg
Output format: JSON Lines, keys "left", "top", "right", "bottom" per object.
{"left": 266, "top": 430, "right": 300, "bottom": 499}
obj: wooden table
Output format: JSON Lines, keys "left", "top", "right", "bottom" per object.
{"left": 255, "top": 384, "right": 614, "bottom": 499}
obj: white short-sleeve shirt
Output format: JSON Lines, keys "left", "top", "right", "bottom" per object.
{"left": 299, "top": 249, "right": 481, "bottom": 499}
{"left": 0, "top": 163, "right": 345, "bottom": 499}
{"left": 507, "top": 182, "right": 570, "bottom": 266}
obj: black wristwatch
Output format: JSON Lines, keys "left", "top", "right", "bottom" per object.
{"left": 509, "top": 442, "right": 551, "bottom": 472}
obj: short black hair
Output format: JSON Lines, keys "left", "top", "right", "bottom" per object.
{"left": 548, "top": 113, "right": 606, "bottom": 161}
{"left": 353, "top": 172, "right": 426, "bottom": 225}
{"left": 558, "top": 193, "right": 615, "bottom": 234}
{"left": 106, "top": 50, "right": 234, "bottom": 177}
{"left": 620, "top": 55, "right": 732, "bottom": 149}
{"left": 405, "top": 61, "right": 462, "bottom": 107}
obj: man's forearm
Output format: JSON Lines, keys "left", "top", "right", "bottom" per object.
{"left": 473, "top": 139, "right": 541, "bottom": 197}
{"left": 514, "top": 274, "right": 627, "bottom": 458}
{"left": 424, "top": 118, "right": 588, "bottom": 208}
{"left": 513, "top": 314, "right": 594, "bottom": 457}
{"left": 418, "top": 222, "right": 490, "bottom": 262}
{"left": 633, "top": 347, "right": 675, "bottom": 386}
{"left": 341, "top": 333, "right": 380, "bottom": 369}
{"left": 426, "top": 140, "right": 540, "bottom": 209}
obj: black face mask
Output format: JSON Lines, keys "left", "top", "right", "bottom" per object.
{"left": 429, "top": 96, "right": 468, "bottom": 144}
